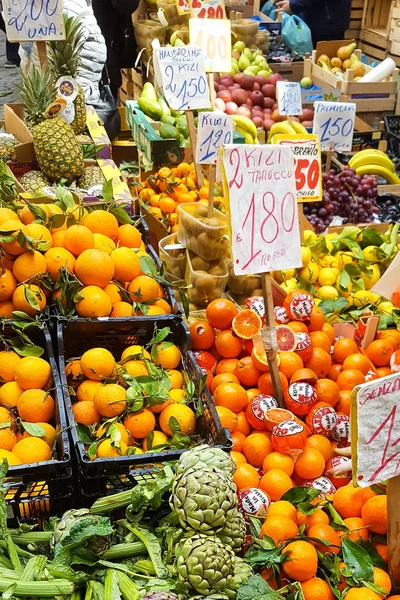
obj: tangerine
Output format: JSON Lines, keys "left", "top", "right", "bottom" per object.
{"left": 206, "top": 299, "right": 238, "bottom": 329}
{"left": 215, "top": 329, "right": 243, "bottom": 358}
{"left": 279, "top": 352, "right": 304, "bottom": 380}
{"left": 232, "top": 309, "right": 262, "bottom": 339}
{"left": 260, "top": 468, "right": 293, "bottom": 500}
{"left": 262, "top": 451, "right": 294, "bottom": 476}
{"left": 314, "top": 378, "right": 340, "bottom": 407}
{"left": 282, "top": 541, "right": 318, "bottom": 581}
{"left": 235, "top": 356, "right": 262, "bottom": 387}
{"left": 333, "top": 338, "right": 359, "bottom": 363}
{"left": 366, "top": 339, "right": 394, "bottom": 367}
{"left": 233, "top": 462, "right": 260, "bottom": 489}
{"left": 336, "top": 369, "right": 365, "bottom": 391}
{"left": 242, "top": 432, "right": 273, "bottom": 467}
{"left": 307, "top": 523, "right": 341, "bottom": 554}
{"left": 214, "top": 382, "right": 248, "bottom": 413}
{"left": 305, "top": 348, "right": 332, "bottom": 378}
{"left": 189, "top": 321, "right": 215, "bottom": 350}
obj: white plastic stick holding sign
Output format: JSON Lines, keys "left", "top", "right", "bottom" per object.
{"left": 196, "top": 112, "right": 232, "bottom": 164}
{"left": 4, "top": 0, "right": 65, "bottom": 42}
{"left": 274, "top": 134, "right": 322, "bottom": 202}
{"left": 352, "top": 373, "right": 400, "bottom": 487}
{"left": 189, "top": 18, "right": 231, "bottom": 73}
{"left": 276, "top": 81, "right": 302, "bottom": 116}
{"left": 313, "top": 101, "right": 356, "bottom": 151}
{"left": 221, "top": 145, "right": 302, "bottom": 276}
{"left": 156, "top": 46, "right": 210, "bottom": 111}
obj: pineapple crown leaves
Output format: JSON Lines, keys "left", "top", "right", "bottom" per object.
{"left": 47, "top": 13, "right": 86, "bottom": 79}
{"left": 16, "top": 66, "right": 57, "bottom": 127}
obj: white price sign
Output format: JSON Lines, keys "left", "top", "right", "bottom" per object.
{"left": 196, "top": 112, "right": 232, "bottom": 164}
{"left": 277, "top": 81, "right": 302, "bottom": 116}
{"left": 221, "top": 145, "right": 302, "bottom": 275}
{"left": 274, "top": 134, "right": 322, "bottom": 202}
{"left": 156, "top": 46, "right": 210, "bottom": 111}
{"left": 352, "top": 373, "right": 400, "bottom": 487}
{"left": 4, "top": 0, "right": 65, "bottom": 42}
{"left": 189, "top": 18, "right": 231, "bottom": 73}
{"left": 313, "top": 101, "right": 356, "bottom": 151}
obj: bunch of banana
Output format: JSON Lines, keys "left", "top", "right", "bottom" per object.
{"left": 348, "top": 149, "right": 400, "bottom": 184}
{"left": 232, "top": 115, "right": 259, "bottom": 144}
{"left": 267, "top": 120, "right": 308, "bottom": 143}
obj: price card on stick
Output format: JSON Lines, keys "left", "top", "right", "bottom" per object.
{"left": 4, "top": 0, "right": 65, "bottom": 41}
{"left": 274, "top": 134, "right": 322, "bottom": 202}
{"left": 176, "top": 0, "right": 190, "bottom": 15}
{"left": 221, "top": 145, "right": 302, "bottom": 276}
{"left": 196, "top": 112, "right": 232, "bottom": 164}
{"left": 276, "top": 82, "right": 302, "bottom": 116}
{"left": 189, "top": 18, "right": 231, "bottom": 72}
{"left": 313, "top": 101, "right": 356, "bottom": 151}
{"left": 190, "top": 0, "right": 225, "bottom": 19}
{"left": 156, "top": 46, "right": 210, "bottom": 111}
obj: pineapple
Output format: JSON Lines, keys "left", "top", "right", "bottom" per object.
{"left": 18, "top": 66, "right": 84, "bottom": 182}
{"left": 47, "top": 13, "right": 87, "bottom": 135}
{"left": 0, "top": 133, "right": 17, "bottom": 162}
{"left": 78, "top": 166, "right": 106, "bottom": 189}
{"left": 20, "top": 170, "right": 51, "bottom": 193}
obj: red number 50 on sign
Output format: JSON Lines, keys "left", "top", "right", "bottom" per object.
{"left": 275, "top": 134, "right": 322, "bottom": 202}
{"left": 221, "top": 145, "right": 303, "bottom": 276}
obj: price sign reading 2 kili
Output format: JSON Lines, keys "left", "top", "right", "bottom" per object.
{"left": 156, "top": 46, "right": 210, "bottom": 111}
{"left": 196, "top": 113, "right": 232, "bottom": 164}
{"left": 313, "top": 101, "right": 356, "bottom": 151}
{"left": 276, "top": 81, "right": 302, "bottom": 116}
{"left": 221, "top": 145, "right": 302, "bottom": 275}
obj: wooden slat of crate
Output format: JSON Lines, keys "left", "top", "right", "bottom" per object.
{"left": 352, "top": 0, "right": 364, "bottom": 8}
{"left": 388, "top": 51, "right": 400, "bottom": 66}
{"left": 360, "top": 29, "right": 390, "bottom": 49}
{"left": 359, "top": 41, "right": 388, "bottom": 59}
{"left": 351, "top": 8, "right": 363, "bottom": 18}
{"left": 345, "top": 29, "right": 361, "bottom": 38}
{"left": 342, "top": 94, "right": 396, "bottom": 111}
{"left": 362, "top": 0, "right": 394, "bottom": 36}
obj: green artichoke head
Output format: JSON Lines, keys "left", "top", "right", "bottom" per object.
{"left": 171, "top": 466, "right": 238, "bottom": 533}
{"left": 175, "top": 445, "right": 236, "bottom": 478}
{"left": 176, "top": 534, "right": 236, "bottom": 596}
{"left": 216, "top": 509, "right": 247, "bottom": 552}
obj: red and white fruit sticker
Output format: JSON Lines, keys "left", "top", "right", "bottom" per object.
{"left": 308, "top": 405, "right": 337, "bottom": 435}
{"left": 273, "top": 419, "right": 303, "bottom": 437}
{"left": 331, "top": 413, "right": 350, "bottom": 443}
{"left": 296, "top": 332, "right": 312, "bottom": 352}
{"left": 221, "top": 145, "right": 302, "bottom": 276}
{"left": 304, "top": 476, "right": 337, "bottom": 496}
{"left": 251, "top": 395, "right": 278, "bottom": 421}
{"left": 247, "top": 297, "right": 265, "bottom": 324}
{"left": 238, "top": 488, "right": 270, "bottom": 520}
{"left": 190, "top": 0, "right": 225, "bottom": 19}
{"left": 274, "top": 306, "right": 289, "bottom": 324}
{"left": 274, "top": 134, "right": 322, "bottom": 202}
{"left": 288, "top": 293, "right": 314, "bottom": 321}
{"left": 287, "top": 382, "right": 317, "bottom": 409}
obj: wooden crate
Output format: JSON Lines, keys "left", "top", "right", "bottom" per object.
{"left": 362, "top": 0, "right": 395, "bottom": 39}
{"left": 389, "top": 6, "right": 400, "bottom": 54}
{"left": 118, "top": 69, "right": 143, "bottom": 107}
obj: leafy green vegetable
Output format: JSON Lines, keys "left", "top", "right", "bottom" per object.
{"left": 237, "top": 574, "right": 283, "bottom": 600}
{"left": 121, "top": 523, "right": 170, "bottom": 579}
{"left": 341, "top": 537, "right": 374, "bottom": 581}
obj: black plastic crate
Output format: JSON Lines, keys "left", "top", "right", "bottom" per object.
{"left": 57, "top": 318, "right": 231, "bottom": 501}
{"left": 0, "top": 323, "right": 73, "bottom": 525}
{"left": 384, "top": 115, "right": 400, "bottom": 156}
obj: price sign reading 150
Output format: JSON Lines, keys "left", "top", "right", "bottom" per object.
{"left": 313, "top": 101, "right": 356, "bottom": 151}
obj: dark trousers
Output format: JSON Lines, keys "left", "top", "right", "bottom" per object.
{"left": 312, "top": 31, "right": 345, "bottom": 48}
{"left": 0, "top": 14, "right": 20, "bottom": 64}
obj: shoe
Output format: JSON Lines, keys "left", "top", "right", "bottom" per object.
{"left": 5, "top": 61, "right": 18, "bottom": 68}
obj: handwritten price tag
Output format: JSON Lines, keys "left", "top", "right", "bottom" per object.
{"left": 274, "top": 134, "right": 322, "bottom": 202}
{"left": 352, "top": 373, "right": 400, "bottom": 486}
{"left": 277, "top": 82, "right": 302, "bottom": 116}
{"left": 176, "top": 0, "right": 190, "bottom": 15}
{"left": 189, "top": 18, "right": 231, "bottom": 72}
{"left": 221, "top": 145, "right": 302, "bottom": 275}
{"left": 190, "top": 0, "right": 225, "bottom": 19}
{"left": 196, "top": 113, "right": 232, "bottom": 164}
{"left": 313, "top": 101, "right": 356, "bottom": 151}
{"left": 4, "top": 0, "right": 65, "bottom": 42}
{"left": 156, "top": 46, "right": 210, "bottom": 111}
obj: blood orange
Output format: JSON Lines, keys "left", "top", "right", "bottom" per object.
{"left": 283, "top": 291, "right": 314, "bottom": 322}
{"left": 245, "top": 394, "right": 278, "bottom": 430}
{"left": 264, "top": 408, "right": 294, "bottom": 431}
{"left": 193, "top": 350, "right": 217, "bottom": 373}
{"left": 232, "top": 309, "right": 262, "bottom": 340}
{"left": 276, "top": 325, "right": 297, "bottom": 352}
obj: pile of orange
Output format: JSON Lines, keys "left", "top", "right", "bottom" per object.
{"left": 0, "top": 205, "right": 172, "bottom": 319}
{"left": 0, "top": 348, "right": 57, "bottom": 465}
{"left": 67, "top": 341, "right": 199, "bottom": 459}
{"left": 139, "top": 163, "right": 226, "bottom": 233}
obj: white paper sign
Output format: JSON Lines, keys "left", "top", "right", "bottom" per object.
{"left": 371, "top": 250, "right": 400, "bottom": 301}
{"left": 352, "top": 373, "right": 400, "bottom": 487}
{"left": 189, "top": 18, "right": 231, "bottom": 72}
{"left": 4, "top": 0, "right": 65, "bottom": 42}
{"left": 274, "top": 134, "right": 322, "bottom": 202}
{"left": 196, "top": 112, "right": 232, "bottom": 164}
{"left": 221, "top": 145, "right": 302, "bottom": 275}
{"left": 313, "top": 101, "right": 356, "bottom": 151}
{"left": 156, "top": 46, "right": 210, "bottom": 111}
{"left": 277, "top": 81, "right": 302, "bottom": 116}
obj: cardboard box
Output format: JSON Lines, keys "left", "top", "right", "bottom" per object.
{"left": 4, "top": 104, "right": 35, "bottom": 163}
{"left": 85, "top": 106, "right": 112, "bottom": 160}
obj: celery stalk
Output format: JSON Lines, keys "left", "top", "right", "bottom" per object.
{"left": 104, "top": 569, "right": 121, "bottom": 600}
{"left": 116, "top": 572, "right": 140, "bottom": 600}
{"left": 0, "top": 577, "right": 74, "bottom": 596}
{"left": 102, "top": 542, "right": 146, "bottom": 560}
{"left": 8, "top": 531, "right": 52, "bottom": 545}
{"left": 20, "top": 555, "right": 47, "bottom": 581}
{"left": 90, "top": 490, "right": 133, "bottom": 515}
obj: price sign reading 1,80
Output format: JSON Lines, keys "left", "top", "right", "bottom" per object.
{"left": 221, "top": 145, "right": 302, "bottom": 276}
{"left": 156, "top": 46, "right": 210, "bottom": 111}
{"left": 313, "top": 101, "right": 356, "bottom": 151}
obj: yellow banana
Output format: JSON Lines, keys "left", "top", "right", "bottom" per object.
{"left": 349, "top": 152, "right": 395, "bottom": 173}
{"left": 236, "top": 125, "right": 256, "bottom": 144}
{"left": 232, "top": 115, "right": 257, "bottom": 140}
{"left": 267, "top": 121, "right": 296, "bottom": 143}
{"left": 290, "top": 121, "right": 308, "bottom": 135}
{"left": 355, "top": 164, "right": 400, "bottom": 184}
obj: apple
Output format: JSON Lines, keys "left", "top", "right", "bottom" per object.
{"left": 217, "top": 90, "right": 231, "bottom": 103}
{"left": 271, "top": 109, "right": 285, "bottom": 122}
{"left": 263, "top": 108, "right": 272, "bottom": 115}
{"left": 233, "top": 73, "right": 244, "bottom": 84}
{"left": 300, "top": 108, "right": 314, "bottom": 122}
{"left": 214, "top": 82, "right": 220, "bottom": 92}
{"left": 246, "top": 99, "right": 253, "bottom": 108}
{"left": 214, "top": 98, "right": 226, "bottom": 111}
{"left": 240, "top": 75, "right": 255, "bottom": 90}
{"left": 250, "top": 90, "right": 264, "bottom": 107}
{"left": 236, "top": 106, "right": 252, "bottom": 118}
{"left": 255, "top": 75, "right": 268, "bottom": 86}
{"left": 263, "top": 119, "right": 275, "bottom": 131}
{"left": 218, "top": 85, "right": 226, "bottom": 91}
{"left": 253, "top": 82, "right": 261, "bottom": 91}
{"left": 225, "top": 101, "right": 239, "bottom": 115}
{"left": 302, "top": 120, "right": 314, "bottom": 128}
{"left": 231, "top": 88, "right": 248, "bottom": 106}
{"left": 252, "top": 116, "right": 264, "bottom": 128}
{"left": 267, "top": 73, "right": 283, "bottom": 85}
{"left": 261, "top": 84, "right": 276, "bottom": 99}
{"left": 300, "top": 76, "right": 313, "bottom": 89}
{"left": 221, "top": 76, "right": 233, "bottom": 87}
{"left": 263, "top": 97, "right": 275, "bottom": 109}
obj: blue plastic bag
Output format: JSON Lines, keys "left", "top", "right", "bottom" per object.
{"left": 261, "top": 0, "right": 277, "bottom": 21}
{"left": 282, "top": 13, "right": 313, "bottom": 57}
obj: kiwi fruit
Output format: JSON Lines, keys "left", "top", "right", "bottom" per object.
{"left": 251, "top": 288, "right": 263, "bottom": 296}
{"left": 209, "top": 265, "right": 226, "bottom": 277}
{"left": 194, "top": 271, "right": 216, "bottom": 295}
{"left": 191, "top": 255, "right": 208, "bottom": 271}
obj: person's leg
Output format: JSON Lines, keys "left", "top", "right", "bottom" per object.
{"left": 6, "top": 41, "right": 20, "bottom": 66}
{"left": 312, "top": 31, "right": 345, "bottom": 47}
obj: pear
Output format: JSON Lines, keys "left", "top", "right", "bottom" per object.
{"left": 238, "top": 54, "right": 251, "bottom": 71}
{"left": 233, "top": 40, "right": 245, "bottom": 52}
{"left": 243, "top": 48, "right": 252, "bottom": 59}
{"left": 258, "top": 69, "right": 272, "bottom": 78}
{"left": 232, "top": 49, "right": 240, "bottom": 61}
{"left": 244, "top": 66, "right": 260, "bottom": 75}
{"left": 254, "top": 55, "right": 266, "bottom": 66}
{"left": 336, "top": 42, "right": 356, "bottom": 61}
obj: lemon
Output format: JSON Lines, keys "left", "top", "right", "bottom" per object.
{"left": 280, "top": 277, "right": 298, "bottom": 293}
{"left": 337, "top": 251, "right": 353, "bottom": 267}
{"left": 361, "top": 263, "right": 380, "bottom": 290}
{"left": 363, "top": 246, "right": 380, "bottom": 261}
{"left": 314, "top": 298, "right": 321, "bottom": 305}
{"left": 336, "top": 280, "right": 352, "bottom": 298}
{"left": 377, "top": 301, "right": 395, "bottom": 315}
{"left": 318, "top": 254, "right": 335, "bottom": 268}
{"left": 274, "top": 268, "right": 297, "bottom": 283}
{"left": 318, "top": 267, "right": 339, "bottom": 287}
{"left": 317, "top": 285, "right": 339, "bottom": 300}
{"left": 301, "top": 246, "right": 312, "bottom": 267}
{"left": 349, "top": 290, "right": 381, "bottom": 307}
{"left": 304, "top": 230, "right": 317, "bottom": 244}
{"left": 299, "top": 262, "right": 319, "bottom": 283}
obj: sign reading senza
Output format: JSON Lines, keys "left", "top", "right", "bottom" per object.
{"left": 352, "top": 373, "right": 400, "bottom": 487}
{"left": 4, "top": 0, "right": 65, "bottom": 42}
{"left": 196, "top": 112, "right": 232, "bottom": 164}
{"left": 221, "top": 145, "right": 302, "bottom": 276}
{"left": 156, "top": 46, "right": 210, "bottom": 111}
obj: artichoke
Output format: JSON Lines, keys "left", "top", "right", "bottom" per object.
{"left": 141, "top": 593, "right": 180, "bottom": 600}
{"left": 175, "top": 445, "right": 236, "bottom": 478}
{"left": 171, "top": 466, "right": 238, "bottom": 533}
{"left": 226, "top": 557, "right": 253, "bottom": 598}
{"left": 50, "top": 508, "right": 112, "bottom": 556}
{"left": 177, "top": 534, "right": 235, "bottom": 595}
{"left": 216, "top": 510, "right": 247, "bottom": 552}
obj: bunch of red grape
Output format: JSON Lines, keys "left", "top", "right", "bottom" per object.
{"left": 303, "top": 168, "right": 379, "bottom": 233}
